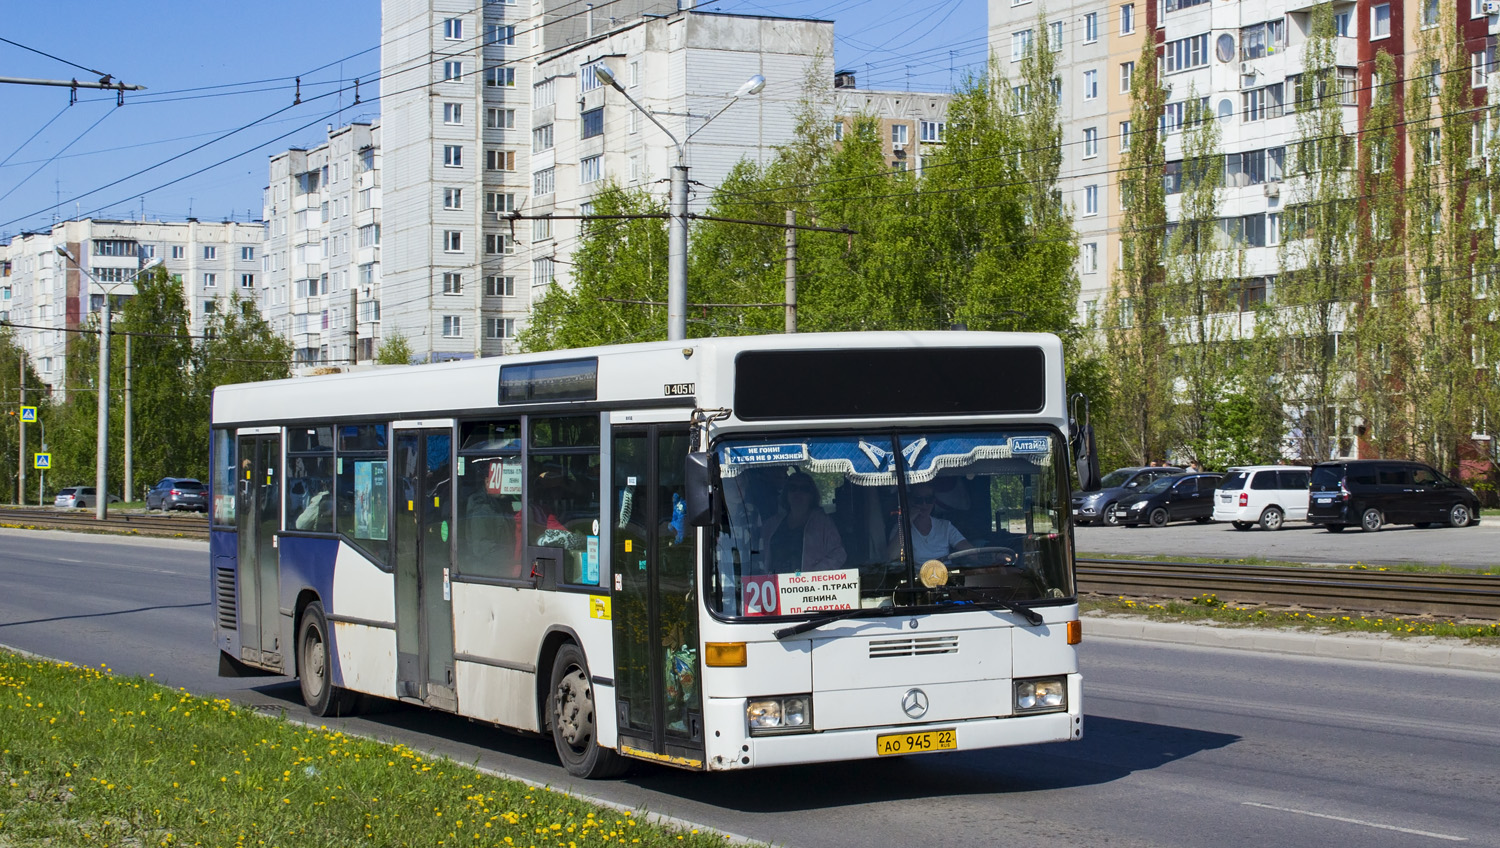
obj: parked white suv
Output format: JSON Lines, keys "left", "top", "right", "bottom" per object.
{"left": 1212, "top": 466, "right": 1312, "bottom": 531}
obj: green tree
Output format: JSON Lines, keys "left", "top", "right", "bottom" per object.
{"left": 375, "top": 330, "right": 414, "bottom": 365}
{"left": 0, "top": 326, "right": 53, "bottom": 504}
{"left": 115, "top": 266, "right": 199, "bottom": 488}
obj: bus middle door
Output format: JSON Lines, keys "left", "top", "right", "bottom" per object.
{"left": 236, "top": 432, "right": 283, "bottom": 671}
{"left": 393, "top": 426, "right": 457, "bottom": 711}
{"left": 610, "top": 424, "right": 703, "bottom": 766}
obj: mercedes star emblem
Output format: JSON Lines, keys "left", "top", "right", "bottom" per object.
{"left": 902, "top": 687, "right": 929, "bottom": 719}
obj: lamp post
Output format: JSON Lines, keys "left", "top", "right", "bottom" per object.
{"left": 54, "top": 247, "right": 161, "bottom": 519}
{"left": 593, "top": 66, "right": 765, "bottom": 341}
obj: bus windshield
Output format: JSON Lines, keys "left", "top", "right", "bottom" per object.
{"left": 707, "top": 430, "right": 1074, "bottom": 619}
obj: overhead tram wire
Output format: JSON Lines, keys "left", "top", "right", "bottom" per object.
{"left": 0, "top": 106, "right": 116, "bottom": 206}
{"left": 0, "top": 35, "right": 113, "bottom": 79}
{"left": 0, "top": 103, "right": 71, "bottom": 168}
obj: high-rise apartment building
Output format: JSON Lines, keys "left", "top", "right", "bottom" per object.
{"left": 831, "top": 71, "right": 953, "bottom": 175}
{"left": 2, "top": 219, "right": 264, "bottom": 397}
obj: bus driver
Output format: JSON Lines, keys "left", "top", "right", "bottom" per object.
{"left": 891, "top": 483, "right": 975, "bottom": 562}
{"left": 756, "top": 470, "right": 846, "bottom": 574}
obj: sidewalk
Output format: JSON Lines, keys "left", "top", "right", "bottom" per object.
{"left": 1084, "top": 612, "right": 1500, "bottom": 674}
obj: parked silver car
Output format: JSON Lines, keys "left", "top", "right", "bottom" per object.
{"left": 53, "top": 486, "right": 122, "bottom": 508}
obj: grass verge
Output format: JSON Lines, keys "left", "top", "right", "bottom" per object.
{"left": 0, "top": 651, "right": 735, "bottom": 847}
{"left": 1078, "top": 551, "right": 1500, "bottom": 576}
{"left": 1082, "top": 594, "right": 1500, "bottom": 645}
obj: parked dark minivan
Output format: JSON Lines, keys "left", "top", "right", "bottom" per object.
{"left": 1307, "top": 459, "right": 1481, "bottom": 532}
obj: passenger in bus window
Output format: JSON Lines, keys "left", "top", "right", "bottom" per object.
{"left": 890, "top": 483, "right": 973, "bottom": 562}
{"left": 756, "top": 470, "right": 846, "bottom": 573}
{"left": 528, "top": 465, "right": 580, "bottom": 550}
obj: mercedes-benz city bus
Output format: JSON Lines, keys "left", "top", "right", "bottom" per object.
{"left": 210, "top": 331, "right": 1100, "bottom": 777}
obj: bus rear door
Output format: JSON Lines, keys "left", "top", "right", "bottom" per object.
{"left": 236, "top": 431, "right": 283, "bottom": 670}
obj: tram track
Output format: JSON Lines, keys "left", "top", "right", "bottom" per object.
{"left": 0, "top": 506, "right": 208, "bottom": 539}
{"left": 1078, "top": 557, "right": 1500, "bottom": 620}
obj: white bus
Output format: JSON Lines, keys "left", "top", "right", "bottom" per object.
{"left": 211, "top": 331, "right": 1098, "bottom": 777}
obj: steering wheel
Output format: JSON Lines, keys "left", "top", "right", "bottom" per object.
{"left": 945, "top": 546, "right": 1020, "bottom": 569}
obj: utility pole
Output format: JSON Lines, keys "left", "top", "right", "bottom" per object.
{"left": 16, "top": 356, "right": 23, "bottom": 506}
{"left": 349, "top": 287, "right": 359, "bottom": 363}
{"left": 784, "top": 210, "right": 797, "bottom": 333}
{"left": 123, "top": 334, "right": 133, "bottom": 503}
{"left": 97, "top": 293, "right": 112, "bottom": 519}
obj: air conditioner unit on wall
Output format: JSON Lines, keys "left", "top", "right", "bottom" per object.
{"left": 1264, "top": 182, "right": 1280, "bottom": 197}
{"left": 1485, "top": 0, "right": 1499, "bottom": 15}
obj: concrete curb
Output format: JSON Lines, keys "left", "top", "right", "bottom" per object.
{"left": 1083, "top": 614, "right": 1500, "bottom": 673}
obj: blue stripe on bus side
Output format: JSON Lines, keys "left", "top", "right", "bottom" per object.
{"left": 277, "top": 536, "right": 343, "bottom": 682}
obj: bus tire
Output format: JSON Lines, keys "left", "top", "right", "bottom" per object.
{"left": 549, "top": 643, "right": 629, "bottom": 779}
{"left": 298, "top": 601, "right": 359, "bottom": 717}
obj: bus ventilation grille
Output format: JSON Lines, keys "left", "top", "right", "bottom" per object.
{"left": 215, "top": 568, "right": 238, "bottom": 630}
{"left": 869, "top": 635, "right": 958, "bottom": 658}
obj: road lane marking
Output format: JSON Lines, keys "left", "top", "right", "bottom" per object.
{"left": 1243, "top": 802, "right": 1467, "bottom": 841}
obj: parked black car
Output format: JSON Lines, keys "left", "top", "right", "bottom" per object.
{"left": 1115, "top": 472, "right": 1225, "bottom": 527}
{"left": 146, "top": 477, "right": 208, "bottom": 512}
{"left": 1071, "top": 466, "right": 1186, "bottom": 526}
{"left": 1307, "top": 459, "right": 1480, "bottom": 532}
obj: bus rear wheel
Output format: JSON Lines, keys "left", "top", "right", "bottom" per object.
{"left": 549, "top": 644, "right": 629, "bottom": 779}
{"left": 298, "top": 601, "right": 360, "bottom": 717}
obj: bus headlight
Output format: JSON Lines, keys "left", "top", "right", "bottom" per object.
{"left": 747, "top": 695, "right": 813, "bottom": 735}
{"left": 1014, "top": 677, "right": 1067, "bottom": 714}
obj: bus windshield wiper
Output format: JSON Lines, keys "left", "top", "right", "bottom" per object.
{"left": 961, "top": 595, "right": 1044, "bottom": 626}
{"left": 772, "top": 606, "right": 898, "bottom": 640}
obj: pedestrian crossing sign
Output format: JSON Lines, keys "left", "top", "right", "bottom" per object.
{"left": 20, "top": 406, "right": 37, "bottom": 423}
{"left": 34, "top": 452, "right": 51, "bottom": 470}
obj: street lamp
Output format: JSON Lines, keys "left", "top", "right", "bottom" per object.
{"left": 593, "top": 65, "right": 766, "bottom": 341}
{"left": 54, "top": 247, "right": 162, "bottom": 519}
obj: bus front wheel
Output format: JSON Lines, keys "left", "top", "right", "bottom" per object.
{"left": 549, "top": 643, "right": 629, "bottom": 779}
{"left": 298, "top": 601, "right": 360, "bottom": 717}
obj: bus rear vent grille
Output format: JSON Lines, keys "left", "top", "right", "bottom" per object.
{"left": 869, "top": 635, "right": 958, "bottom": 658}
{"left": 215, "top": 568, "right": 238, "bottom": 630}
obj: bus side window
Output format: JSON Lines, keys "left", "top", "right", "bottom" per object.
{"left": 456, "top": 421, "right": 523, "bottom": 581}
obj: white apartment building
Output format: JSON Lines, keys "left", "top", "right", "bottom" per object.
{"left": 262, "top": 122, "right": 382, "bottom": 368}
{"left": 2, "top": 219, "right": 264, "bottom": 397}
{"left": 831, "top": 70, "right": 952, "bottom": 175}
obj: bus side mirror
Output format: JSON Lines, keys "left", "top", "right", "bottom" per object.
{"left": 684, "top": 451, "right": 718, "bottom": 527}
{"left": 1075, "top": 424, "right": 1101, "bottom": 492}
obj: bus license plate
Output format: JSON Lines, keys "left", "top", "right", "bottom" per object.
{"left": 876, "top": 729, "right": 957, "bottom": 756}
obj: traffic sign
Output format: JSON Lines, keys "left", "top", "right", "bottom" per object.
{"left": 34, "top": 453, "right": 51, "bottom": 470}
{"left": 20, "top": 406, "right": 37, "bottom": 423}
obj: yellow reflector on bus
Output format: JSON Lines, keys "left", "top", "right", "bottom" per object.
{"left": 705, "top": 642, "right": 747, "bottom": 667}
{"left": 1067, "top": 620, "right": 1082, "bottom": 645}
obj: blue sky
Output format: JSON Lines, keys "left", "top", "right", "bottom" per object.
{"left": 0, "top": 0, "right": 985, "bottom": 239}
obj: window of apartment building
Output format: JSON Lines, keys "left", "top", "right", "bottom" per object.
{"left": 444, "top": 61, "right": 463, "bottom": 82}
{"left": 1164, "top": 160, "right": 1183, "bottom": 194}
{"left": 1334, "top": 9, "right": 1351, "bottom": 36}
{"left": 240, "top": 246, "right": 254, "bottom": 261}
{"left": 203, "top": 300, "right": 218, "bottom": 316}
{"left": 1083, "top": 12, "right": 1099, "bottom": 43}
{"left": 581, "top": 107, "right": 604, "bottom": 139}
{"left": 1083, "top": 69, "right": 1098, "bottom": 100}
{"left": 533, "top": 217, "right": 552, "bottom": 241}
{"left": 1120, "top": 61, "right": 1135, "bottom": 93}
{"left": 91, "top": 239, "right": 136, "bottom": 256}
{"left": 171, "top": 245, "right": 184, "bottom": 259}
{"left": 201, "top": 246, "right": 216, "bottom": 260}
{"left": 1242, "top": 83, "right": 1284, "bottom": 121}
{"left": 580, "top": 60, "right": 605, "bottom": 92}
{"left": 1121, "top": 4, "right": 1135, "bottom": 34}
{"left": 1165, "top": 0, "right": 1209, "bottom": 11}
{"left": 486, "top": 24, "right": 515, "bottom": 45}
{"left": 442, "top": 316, "right": 462, "bottom": 338}
{"left": 487, "top": 149, "right": 516, "bottom": 171}
{"left": 1475, "top": 47, "right": 1496, "bottom": 87}
{"left": 140, "top": 244, "right": 156, "bottom": 259}
{"left": 204, "top": 273, "right": 217, "bottom": 288}
{"left": 1267, "top": 213, "right": 1281, "bottom": 246}
{"left": 486, "top": 191, "right": 515, "bottom": 214}
{"left": 629, "top": 154, "right": 642, "bottom": 182}
{"left": 534, "top": 167, "right": 555, "bottom": 196}
{"left": 320, "top": 201, "right": 331, "bottom": 223}
{"left": 444, "top": 231, "right": 463, "bottom": 253}
{"left": 1423, "top": 0, "right": 1440, "bottom": 26}
{"left": 359, "top": 263, "right": 376, "bottom": 287}
{"left": 1240, "top": 20, "right": 1284, "bottom": 60}
{"left": 1164, "top": 33, "right": 1208, "bottom": 73}
{"left": 487, "top": 107, "right": 515, "bottom": 129}
{"left": 486, "top": 275, "right": 515, "bottom": 297}
{"left": 1427, "top": 59, "right": 1442, "bottom": 96}
{"left": 487, "top": 317, "right": 515, "bottom": 339}
{"left": 580, "top": 155, "right": 603, "bottom": 183}
{"left": 485, "top": 233, "right": 517, "bottom": 255}
{"left": 1081, "top": 242, "right": 1098, "bottom": 273}
{"left": 919, "top": 120, "right": 945, "bottom": 143}
{"left": 1084, "top": 185, "right": 1099, "bottom": 216}
{"left": 443, "top": 187, "right": 463, "bottom": 210}
{"left": 1082, "top": 127, "right": 1099, "bottom": 158}
{"left": 533, "top": 256, "right": 555, "bottom": 284}
{"left": 629, "top": 59, "right": 641, "bottom": 87}
{"left": 1473, "top": 118, "right": 1491, "bottom": 158}
{"left": 1372, "top": 4, "right": 1391, "bottom": 39}
{"left": 1119, "top": 120, "right": 1132, "bottom": 152}
{"left": 96, "top": 267, "right": 129, "bottom": 283}
{"left": 533, "top": 123, "right": 554, "bottom": 152}
{"left": 442, "top": 272, "right": 463, "bottom": 294}
{"left": 239, "top": 273, "right": 254, "bottom": 289}
{"left": 891, "top": 123, "right": 909, "bottom": 147}
{"left": 359, "top": 224, "right": 381, "bottom": 247}
{"left": 444, "top": 145, "right": 463, "bottom": 167}
{"left": 1048, "top": 21, "right": 1063, "bottom": 51}
{"left": 1425, "top": 128, "right": 1442, "bottom": 165}
{"left": 1225, "top": 147, "right": 1285, "bottom": 185}
{"left": 444, "top": 17, "right": 463, "bottom": 39}
{"left": 534, "top": 78, "right": 555, "bottom": 106}
{"left": 486, "top": 67, "right": 515, "bottom": 87}
{"left": 443, "top": 103, "right": 463, "bottom": 125}
{"left": 1011, "top": 29, "right": 1033, "bottom": 62}
{"left": 627, "top": 110, "right": 640, "bottom": 134}
{"left": 1011, "top": 83, "right": 1031, "bottom": 115}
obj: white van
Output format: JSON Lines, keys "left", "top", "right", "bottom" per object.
{"left": 1212, "top": 465, "right": 1312, "bottom": 530}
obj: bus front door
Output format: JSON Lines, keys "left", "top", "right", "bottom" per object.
{"left": 610, "top": 425, "right": 703, "bottom": 766}
{"left": 393, "top": 428, "right": 457, "bottom": 710}
{"left": 236, "top": 433, "right": 283, "bottom": 671}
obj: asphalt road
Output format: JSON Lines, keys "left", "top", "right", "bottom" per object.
{"left": 3, "top": 528, "right": 1499, "bottom": 847}
{"left": 1077, "top": 517, "right": 1500, "bottom": 569}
